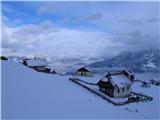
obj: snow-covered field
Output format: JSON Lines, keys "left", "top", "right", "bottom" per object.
{"left": 1, "top": 61, "right": 160, "bottom": 119}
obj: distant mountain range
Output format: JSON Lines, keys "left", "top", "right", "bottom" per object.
{"left": 5, "top": 49, "right": 160, "bottom": 73}
{"left": 88, "top": 49, "right": 160, "bottom": 73}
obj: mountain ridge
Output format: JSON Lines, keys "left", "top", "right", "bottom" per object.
{"left": 88, "top": 49, "right": 160, "bottom": 73}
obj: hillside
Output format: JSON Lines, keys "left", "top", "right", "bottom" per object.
{"left": 1, "top": 61, "right": 160, "bottom": 119}
{"left": 88, "top": 49, "right": 160, "bottom": 73}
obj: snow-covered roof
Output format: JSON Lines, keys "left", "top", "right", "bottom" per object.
{"left": 110, "top": 74, "right": 131, "bottom": 88}
{"left": 25, "top": 59, "right": 47, "bottom": 67}
{"left": 102, "top": 74, "right": 132, "bottom": 88}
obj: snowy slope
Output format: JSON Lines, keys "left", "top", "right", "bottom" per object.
{"left": 1, "top": 61, "right": 160, "bottom": 119}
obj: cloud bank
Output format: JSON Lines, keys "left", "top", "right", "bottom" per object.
{"left": 2, "top": 20, "right": 159, "bottom": 59}
{"left": 1, "top": 2, "right": 160, "bottom": 59}
{"left": 2, "top": 21, "right": 117, "bottom": 58}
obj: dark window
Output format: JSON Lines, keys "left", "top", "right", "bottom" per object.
{"left": 127, "top": 86, "right": 129, "bottom": 90}
{"left": 117, "top": 89, "right": 120, "bottom": 93}
{"left": 122, "top": 88, "right": 125, "bottom": 92}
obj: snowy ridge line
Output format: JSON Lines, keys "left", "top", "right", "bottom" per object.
{"left": 69, "top": 78, "right": 129, "bottom": 106}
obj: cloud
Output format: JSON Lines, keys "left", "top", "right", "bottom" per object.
{"left": 2, "top": 2, "right": 159, "bottom": 58}
{"left": 86, "top": 13, "right": 103, "bottom": 20}
{"left": 62, "top": 13, "right": 103, "bottom": 25}
{"left": 2, "top": 19, "right": 159, "bottom": 59}
{"left": 2, "top": 20, "right": 117, "bottom": 58}
{"left": 146, "top": 18, "right": 160, "bottom": 23}
{"left": 118, "top": 19, "right": 142, "bottom": 26}
{"left": 37, "top": 3, "right": 55, "bottom": 15}
{"left": 111, "top": 30, "right": 160, "bottom": 51}
{"left": 2, "top": 15, "right": 9, "bottom": 22}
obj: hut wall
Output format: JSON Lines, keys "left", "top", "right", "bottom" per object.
{"left": 77, "top": 71, "right": 91, "bottom": 76}
{"left": 113, "top": 85, "right": 131, "bottom": 98}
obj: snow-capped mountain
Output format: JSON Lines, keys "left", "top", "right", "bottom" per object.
{"left": 88, "top": 49, "right": 160, "bottom": 73}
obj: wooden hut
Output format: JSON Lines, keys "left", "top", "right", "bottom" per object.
{"left": 76, "top": 67, "right": 91, "bottom": 76}
{"left": 97, "top": 71, "right": 133, "bottom": 98}
{"left": 23, "top": 58, "right": 48, "bottom": 72}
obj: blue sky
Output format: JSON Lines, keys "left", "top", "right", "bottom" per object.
{"left": 1, "top": 1, "right": 160, "bottom": 58}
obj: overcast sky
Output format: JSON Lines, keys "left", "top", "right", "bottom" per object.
{"left": 1, "top": 1, "right": 160, "bottom": 58}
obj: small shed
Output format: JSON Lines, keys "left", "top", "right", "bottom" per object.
{"left": 77, "top": 67, "right": 91, "bottom": 76}
{"left": 97, "top": 72, "right": 132, "bottom": 98}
